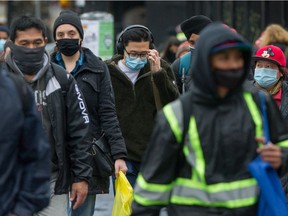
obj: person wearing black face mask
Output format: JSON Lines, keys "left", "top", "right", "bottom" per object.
{"left": 4, "top": 15, "right": 93, "bottom": 216}
{"left": 132, "top": 23, "right": 288, "bottom": 216}
{"left": 51, "top": 10, "right": 128, "bottom": 216}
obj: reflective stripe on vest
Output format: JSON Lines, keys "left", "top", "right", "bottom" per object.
{"left": 243, "top": 92, "right": 263, "bottom": 147}
{"left": 277, "top": 140, "right": 288, "bottom": 147}
{"left": 134, "top": 174, "right": 173, "bottom": 206}
{"left": 134, "top": 92, "right": 262, "bottom": 208}
{"left": 133, "top": 100, "right": 183, "bottom": 207}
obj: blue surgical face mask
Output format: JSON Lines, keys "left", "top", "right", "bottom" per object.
{"left": 0, "top": 39, "right": 6, "bottom": 52}
{"left": 125, "top": 56, "right": 147, "bottom": 71}
{"left": 254, "top": 68, "right": 279, "bottom": 88}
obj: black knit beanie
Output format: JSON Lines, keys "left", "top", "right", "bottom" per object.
{"left": 180, "top": 15, "right": 212, "bottom": 40}
{"left": 53, "top": 10, "right": 83, "bottom": 40}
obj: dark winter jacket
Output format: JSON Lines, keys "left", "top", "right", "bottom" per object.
{"left": 132, "top": 23, "right": 288, "bottom": 216}
{"left": 5, "top": 52, "right": 92, "bottom": 195}
{"left": 0, "top": 66, "right": 50, "bottom": 215}
{"left": 272, "top": 81, "right": 288, "bottom": 197}
{"left": 105, "top": 55, "right": 179, "bottom": 162}
{"left": 279, "top": 81, "right": 288, "bottom": 124}
{"left": 51, "top": 48, "right": 127, "bottom": 194}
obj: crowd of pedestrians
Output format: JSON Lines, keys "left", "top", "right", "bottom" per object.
{"left": 2, "top": 9, "right": 288, "bottom": 216}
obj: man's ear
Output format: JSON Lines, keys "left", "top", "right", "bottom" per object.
{"left": 44, "top": 37, "right": 48, "bottom": 44}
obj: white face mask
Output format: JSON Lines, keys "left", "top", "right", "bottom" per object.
{"left": 254, "top": 68, "right": 279, "bottom": 88}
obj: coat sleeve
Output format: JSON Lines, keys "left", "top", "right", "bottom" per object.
{"left": 13, "top": 86, "right": 51, "bottom": 215}
{"left": 65, "top": 75, "right": 92, "bottom": 182}
{"left": 171, "top": 58, "right": 183, "bottom": 94}
{"left": 132, "top": 110, "right": 182, "bottom": 215}
{"left": 265, "top": 93, "right": 288, "bottom": 176}
{"left": 151, "top": 59, "right": 180, "bottom": 106}
{"left": 98, "top": 62, "right": 127, "bottom": 159}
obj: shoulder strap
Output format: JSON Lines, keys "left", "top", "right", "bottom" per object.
{"left": 178, "top": 51, "right": 192, "bottom": 77}
{"left": 151, "top": 74, "right": 163, "bottom": 110}
{"left": 50, "top": 63, "right": 69, "bottom": 96}
{"left": 259, "top": 91, "right": 270, "bottom": 143}
{"left": 179, "top": 50, "right": 192, "bottom": 93}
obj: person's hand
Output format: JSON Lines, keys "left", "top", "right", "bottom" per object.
{"left": 256, "top": 137, "right": 282, "bottom": 169}
{"left": 70, "top": 181, "right": 88, "bottom": 209}
{"left": 148, "top": 49, "right": 161, "bottom": 72}
{"left": 114, "top": 159, "right": 128, "bottom": 178}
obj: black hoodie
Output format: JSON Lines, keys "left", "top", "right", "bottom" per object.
{"left": 190, "top": 22, "right": 252, "bottom": 103}
{"left": 132, "top": 23, "right": 288, "bottom": 216}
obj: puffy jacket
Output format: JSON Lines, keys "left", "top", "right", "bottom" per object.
{"left": 51, "top": 48, "right": 127, "bottom": 194}
{"left": 0, "top": 66, "right": 50, "bottom": 215}
{"left": 105, "top": 55, "right": 179, "bottom": 162}
{"left": 132, "top": 23, "right": 288, "bottom": 216}
{"left": 5, "top": 53, "right": 92, "bottom": 195}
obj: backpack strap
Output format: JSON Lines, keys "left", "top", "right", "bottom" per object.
{"left": 259, "top": 91, "right": 270, "bottom": 144}
{"left": 50, "top": 63, "right": 69, "bottom": 97}
{"left": 178, "top": 50, "right": 193, "bottom": 93}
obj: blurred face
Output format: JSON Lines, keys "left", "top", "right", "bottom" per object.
{"left": 169, "top": 44, "right": 178, "bottom": 53}
{"left": 188, "top": 33, "right": 199, "bottom": 47}
{"left": 0, "top": 31, "right": 8, "bottom": 40}
{"left": 55, "top": 24, "right": 81, "bottom": 40}
{"left": 14, "top": 27, "right": 47, "bottom": 48}
{"left": 211, "top": 48, "right": 244, "bottom": 70}
{"left": 255, "top": 60, "right": 282, "bottom": 79}
{"left": 210, "top": 48, "right": 245, "bottom": 97}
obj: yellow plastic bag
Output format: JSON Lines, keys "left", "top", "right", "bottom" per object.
{"left": 112, "top": 171, "right": 133, "bottom": 216}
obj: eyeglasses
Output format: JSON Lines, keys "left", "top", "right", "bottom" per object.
{"left": 124, "top": 48, "right": 148, "bottom": 59}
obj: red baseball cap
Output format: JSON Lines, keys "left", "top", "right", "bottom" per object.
{"left": 253, "top": 45, "right": 286, "bottom": 67}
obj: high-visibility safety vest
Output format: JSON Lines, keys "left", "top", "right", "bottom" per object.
{"left": 134, "top": 92, "right": 288, "bottom": 208}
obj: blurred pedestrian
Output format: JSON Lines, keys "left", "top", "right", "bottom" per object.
{"left": 0, "top": 25, "right": 9, "bottom": 56}
{"left": 252, "top": 44, "right": 288, "bottom": 198}
{"left": 171, "top": 15, "right": 212, "bottom": 93}
{"left": 4, "top": 15, "right": 92, "bottom": 215}
{"left": 132, "top": 22, "right": 288, "bottom": 216}
{"left": 252, "top": 45, "right": 287, "bottom": 115}
{"left": 0, "top": 62, "right": 51, "bottom": 216}
{"left": 160, "top": 36, "right": 180, "bottom": 64}
{"left": 0, "top": 25, "right": 9, "bottom": 40}
{"left": 51, "top": 10, "right": 128, "bottom": 216}
{"left": 258, "top": 24, "right": 288, "bottom": 68}
{"left": 175, "top": 41, "right": 191, "bottom": 59}
{"left": 105, "top": 24, "right": 179, "bottom": 188}
{"left": 0, "top": 39, "right": 10, "bottom": 62}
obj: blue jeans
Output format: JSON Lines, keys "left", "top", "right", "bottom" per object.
{"left": 71, "top": 194, "right": 96, "bottom": 216}
{"left": 112, "top": 159, "right": 141, "bottom": 194}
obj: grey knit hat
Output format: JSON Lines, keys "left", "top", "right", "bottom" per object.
{"left": 53, "top": 10, "right": 83, "bottom": 40}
